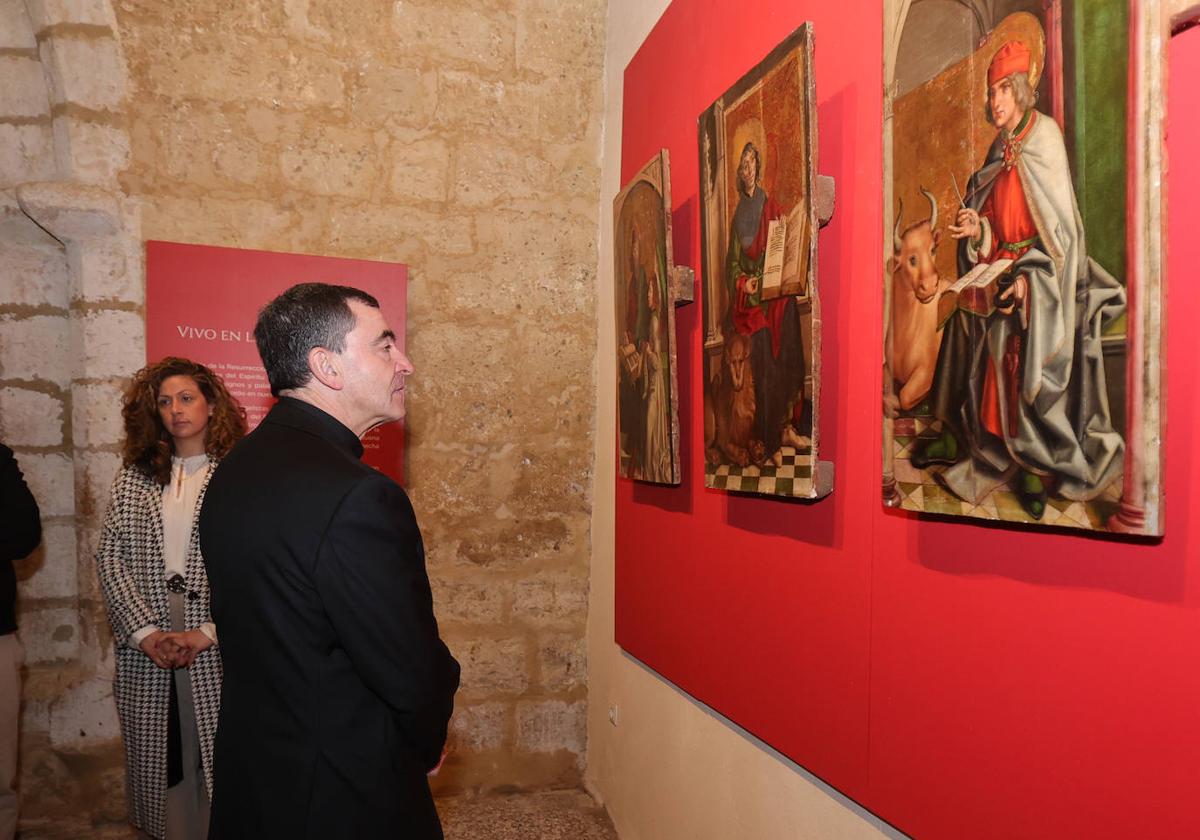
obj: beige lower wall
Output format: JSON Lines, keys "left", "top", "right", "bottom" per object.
{"left": 584, "top": 4, "right": 899, "bottom": 837}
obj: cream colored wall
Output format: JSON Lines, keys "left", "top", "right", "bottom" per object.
{"left": 585, "top": 4, "right": 902, "bottom": 837}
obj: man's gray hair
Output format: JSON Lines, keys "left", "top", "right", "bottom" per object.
{"left": 985, "top": 71, "right": 1037, "bottom": 125}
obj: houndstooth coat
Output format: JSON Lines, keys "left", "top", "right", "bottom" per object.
{"left": 96, "top": 460, "right": 222, "bottom": 840}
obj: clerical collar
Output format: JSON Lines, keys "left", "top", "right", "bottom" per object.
{"left": 269, "top": 397, "right": 365, "bottom": 460}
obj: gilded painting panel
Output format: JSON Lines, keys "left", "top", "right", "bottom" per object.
{"left": 882, "top": 1, "right": 1166, "bottom": 535}
{"left": 699, "top": 23, "right": 828, "bottom": 499}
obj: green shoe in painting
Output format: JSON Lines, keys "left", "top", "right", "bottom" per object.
{"left": 1018, "top": 471, "right": 1048, "bottom": 521}
{"left": 911, "top": 430, "right": 959, "bottom": 469}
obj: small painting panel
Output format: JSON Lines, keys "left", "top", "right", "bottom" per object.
{"left": 614, "top": 150, "right": 681, "bottom": 485}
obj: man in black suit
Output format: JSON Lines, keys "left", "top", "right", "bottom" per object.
{"left": 199, "top": 283, "right": 460, "bottom": 839}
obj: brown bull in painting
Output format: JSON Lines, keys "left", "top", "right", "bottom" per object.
{"left": 889, "top": 188, "right": 946, "bottom": 410}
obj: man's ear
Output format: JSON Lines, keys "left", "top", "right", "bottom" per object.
{"left": 307, "top": 346, "right": 344, "bottom": 391}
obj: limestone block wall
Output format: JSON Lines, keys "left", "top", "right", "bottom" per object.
{"left": 108, "top": 0, "right": 605, "bottom": 798}
{"left": 1, "top": 0, "right": 143, "bottom": 833}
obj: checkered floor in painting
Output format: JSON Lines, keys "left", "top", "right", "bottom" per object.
{"left": 891, "top": 407, "right": 1123, "bottom": 530}
{"left": 705, "top": 444, "right": 813, "bottom": 496}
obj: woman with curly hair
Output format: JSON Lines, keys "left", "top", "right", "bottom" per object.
{"left": 97, "top": 357, "right": 246, "bottom": 840}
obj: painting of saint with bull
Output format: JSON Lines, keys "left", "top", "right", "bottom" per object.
{"left": 700, "top": 23, "right": 831, "bottom": 499}
{"left": 883, "top": 2, "right": 1167, "bottom": 534}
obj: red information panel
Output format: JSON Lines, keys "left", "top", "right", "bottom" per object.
{"left": 146, "top": 241, "right": 408, "bottom": 482}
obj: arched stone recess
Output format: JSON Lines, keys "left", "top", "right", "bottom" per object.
{"left": 1, "top": 0, "right": 142, "bottom": 829}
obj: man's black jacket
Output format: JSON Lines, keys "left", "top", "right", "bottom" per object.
{"left": 199, "top": 398, "right": 459, "bottom": 840}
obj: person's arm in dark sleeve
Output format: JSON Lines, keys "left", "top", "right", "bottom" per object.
{"left": 0, "top": 444, "right": 42, "bottom": 561}
{"left": 314, "top": 474, "right": 460, "bottom": 770}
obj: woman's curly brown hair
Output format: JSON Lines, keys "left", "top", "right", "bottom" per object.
{"left": 121, "top": 357, "right": 247, "bottom": 486}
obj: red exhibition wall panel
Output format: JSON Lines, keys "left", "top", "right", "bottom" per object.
{"left": 145, "top": 241, "right": 408, "bottom": 482}
{"left": 614, "top": 3, "right": 1200, "bottom": 838}
{"left": 615, "top": 0, "right": 881, "bottom": 803}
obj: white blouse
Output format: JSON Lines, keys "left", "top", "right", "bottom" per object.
{"left": 128, "top": 454, "right": 217, "bottom": 648}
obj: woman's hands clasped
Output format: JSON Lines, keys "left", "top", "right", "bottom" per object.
{"left": 139, "top": 628, "right": 214, "bottom": 669}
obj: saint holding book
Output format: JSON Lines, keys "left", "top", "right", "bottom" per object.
{"left": 724, "top": 141, "right": 807, "bottom": 465}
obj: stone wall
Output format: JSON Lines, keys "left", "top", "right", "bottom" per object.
{"left": 2, "top": 0, "right": 606, "bottom": 830}
{"left": 2, "top": 0, "right": 142, "bottom": 834}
